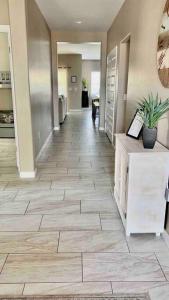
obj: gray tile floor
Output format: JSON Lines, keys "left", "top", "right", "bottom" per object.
{"left": 0, "top": 111, "right": 169, "bottom": 299}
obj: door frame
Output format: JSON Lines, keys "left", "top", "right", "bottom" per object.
{"left": 105, "top": 46, "right": 118, "bottom": 144}
{"left": 0, "top": 25, "right": 20, "bottom": 170}
{"left": 118, "top": 33, "right": 131, "bottom": 132}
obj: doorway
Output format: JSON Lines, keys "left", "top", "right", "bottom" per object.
{"left": 117, "top": 34, "right": 131, "bottom": 133}
{"left": 0, "top": 25, "right": 19, "bottom": 173}
{"left": 105, "top": 46, "right": 118, "bottom": 144}
{"left": 57, "top": 42, "right": 101, "bottom": 125}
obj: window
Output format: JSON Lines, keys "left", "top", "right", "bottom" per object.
{"left": 58, "top": 68, "right": 68, "bottom": 97}
{"left": 91, "top": 71, "right": 100, "bottom": 98}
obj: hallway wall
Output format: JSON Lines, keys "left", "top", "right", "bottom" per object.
{"left": 107, "top": 0, "right": 168, "bottom": 146}
{"left": 107, "top": 0, "right": 169, "bottom": 233}
{"left": 58, "top": 54, "right": 82, "bottom": 111}
{"left": 7, "top": 0, "right": 53, "bottom": 175}
{"left": 8, "top": 0, "right": 35, "bottom": 175}
{"left": 0, "top": 0, "right": 9, "bottom": 25}
{"left": 26, "top": 0, "right": 53, "bottom": 158}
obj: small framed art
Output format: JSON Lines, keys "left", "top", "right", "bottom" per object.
{"left": 71, "top": 76, "right": 77, "bottom": 83}
{"left": 126, "top": 111, "right": 144, "bottom": 139}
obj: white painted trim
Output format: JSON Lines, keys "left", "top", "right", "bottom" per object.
{"left": 0, "top": 25, "right": 20, "bottom": 171}
{"left": 20, "top": 169, "right": 37, "bottom": 178}
{"left": 36, "top": 131, "right": 53, "bottom": 162}
{"left": 99, "top": 127, "right": 105, "bottom": 131}
{"left": 54, "top": 126, "right": 60, "bottom": 130}
{"left": 69, "top": 109, "right": 83, "bottom": 112}
{"left": 0, "top": 25, "right": 9, "bottom": 32}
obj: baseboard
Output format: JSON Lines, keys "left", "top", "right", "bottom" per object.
{"left": 20, "top": 169, "right": 37, "bottom": 178}
{"left": 99, "top": 127, "right": 105, "bottom": 131}
{"left": 54, "top": 126, "right": 60, "bottom": 130}
{"left": 69, "top": 109, "right": 82, "bottom": 112}
{"left": 36, "top": 131, "right": 53, "bottom": 162}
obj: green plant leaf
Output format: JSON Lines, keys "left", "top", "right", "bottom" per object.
{"left": 138, "top": 94, "right": 169, "bottom": 128}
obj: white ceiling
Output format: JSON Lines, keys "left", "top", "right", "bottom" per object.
{"left": 35, "top": 0, "right": 125, "bottom": 31}
{"left": 57, "top": 42, "right": 101, "bottom": 60}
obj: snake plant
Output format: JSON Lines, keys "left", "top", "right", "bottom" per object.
{"left": 138, "top": 93, "right": 169, "bottom": 129}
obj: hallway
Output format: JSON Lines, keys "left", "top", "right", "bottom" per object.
{"left": 0, "top": 111, "right": 169, "bottom": 298}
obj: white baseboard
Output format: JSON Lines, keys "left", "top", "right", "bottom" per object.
{"left": 99, "top": 127, "right": 105, "bottom": 131}
{"left": 69, "top": 109, "right": 82, "bottom": 113}
{"left": 20, "top": 169, "right": 37, "bottom": 178}
{"left": 36, "top": 131, "right": 53, "bottom": 162}
{"left": 54, "top": 126, "right": 60, "bottom": 130}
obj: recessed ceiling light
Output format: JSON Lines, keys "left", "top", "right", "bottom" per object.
{"left": 75, "top": 21, "right": 82, "bottom": 24}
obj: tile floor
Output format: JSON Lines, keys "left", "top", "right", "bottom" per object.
{"left": 0, "top": 111, "right": 169, "bottom": 299}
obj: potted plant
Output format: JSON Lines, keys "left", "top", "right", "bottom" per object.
{"left": 138, "top": 93, "right": 169, "bottom": 149}
{"left": 82, "top": 78, "right": 88, "bottom": 91}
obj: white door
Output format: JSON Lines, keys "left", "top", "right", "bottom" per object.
{"left": 105, "top": 47, "right": 117, "bottom": 144}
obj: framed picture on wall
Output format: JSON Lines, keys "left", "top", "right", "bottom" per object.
{"left": 71, "top": 76, "right": 77, "bottom": 83}
{"left": 126, "top": 111, "right": 144, "bottom": 139}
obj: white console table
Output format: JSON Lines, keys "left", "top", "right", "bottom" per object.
{"left": 114, "top": 134, "right": 169, "bottom": 236}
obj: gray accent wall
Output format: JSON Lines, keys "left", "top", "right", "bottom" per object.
{"left": 26, "top": 0, "right": 53, "bottom": 158}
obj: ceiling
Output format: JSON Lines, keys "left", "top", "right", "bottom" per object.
{"left": 35, "top": 0, "right": 125, "bottom": 31}
{"left": 57, "top": 42, "right": 101, "bottom": 60}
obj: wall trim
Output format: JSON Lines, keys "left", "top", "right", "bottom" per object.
{"left": 69, "top": 109, "right": 83, "bottom": 112}
{"left": 36, "top": 131, "right": 53, "bottom": 162}
{"left": 54, "top": 126, "right": 60, "bottom": 130}
{"left": 20, "top": 169, "right": 37, "bottom": 178}
{"left": 99, "top": 127, "right": 105, "bottom": 131}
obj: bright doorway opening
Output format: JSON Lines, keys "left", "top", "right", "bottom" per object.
{"left": 57, "top": 42, "right": 101, "bottom": 126}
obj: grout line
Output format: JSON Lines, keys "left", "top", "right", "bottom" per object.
{"left": 125, "top": 237, "right": 131, "bottom": 253}
{"left": 24, "top": 201, "right": 30, "bottom": 215}
{"left": 13, "top": 190, "right": 19, "bottom": 200}
{"left": 38, "top": 215, "right": 44, "bottom": 231}
{"left": 81, "top": 252, "right": 83, "bottom": 282}
{"left": 0, "top": 254, "right": 8, "bottom": 275}
{"left": 154, "top": 252, "right": 168, "bottom": 281}
{"left": 22, "top": 283, "right": 25, "bottom": 295}
{"left": 110, "top": 281, "right": 114, "bottom": 294}
{"left": 63, "top": 190, "right": 66, "bottom": 201}
{"left": 57, "top": 231, "right": 61, "bottom": 252}
{"left": 99, "top": 213, "right": 102, "bottom": 230}
{"left": 2, "top": 182, "right": 8, "bottom": 191}
{"left": 80, "top": 201, "right": 82, "bottom": 214}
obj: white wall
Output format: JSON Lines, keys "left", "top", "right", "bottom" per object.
{"left": 82, "top": 60, "right": 100, "bottom": 102}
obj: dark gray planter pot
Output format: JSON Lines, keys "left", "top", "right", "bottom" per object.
{"left": 142, "top": 127, "right": 157, "bottom": 149}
